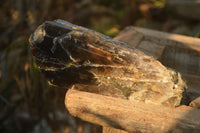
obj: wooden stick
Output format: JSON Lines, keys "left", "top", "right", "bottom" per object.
{"left": 103, "top": 127, "right": 128, "bottom": 133}
{"left": 65, "top": 89, "right": 200, "bottom": 133}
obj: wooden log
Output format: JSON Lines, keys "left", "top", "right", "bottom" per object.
{"left": 114, "top": 26, "right": 200, "bottom": 53}
{"left": 182, "top": 74, "right": 200, "bottom": 103}
{"left": 114, "top": 27, "right": 200, "bottom": 66}
{"left": 65, "top": 89, "right": 200, "bottom": 133}
{"left": 103, "top": 127, "right": 128, "bottom": 133}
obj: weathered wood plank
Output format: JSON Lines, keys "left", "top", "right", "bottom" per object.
{"left": 182, "top": 74, "right": 200, "bottom": 102}
{"left": 115, "top": 27, "right": 200, "bottom": 75}
{"left": 161, "top": 45, "right": 200, "bottom": 75}
{"left": 65, "top": 89, "right": 200, "bottom": 133}
{"left": 115, "top": 26, "right": 200, "bottom": 52}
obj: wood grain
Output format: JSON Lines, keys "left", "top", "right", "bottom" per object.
{"left": 103, "top": 127, "right": 128, "bottom": 133}
{"left": 65, "top": 89, "right": 200, "bottom": 133}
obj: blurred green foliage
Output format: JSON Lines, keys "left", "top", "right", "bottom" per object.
{"left": 152, "top": 0, "right": 167, "bottom": 7}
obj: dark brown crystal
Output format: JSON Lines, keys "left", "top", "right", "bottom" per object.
{"left": 29, "top": 19, "right": 186, "bottom": 106}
